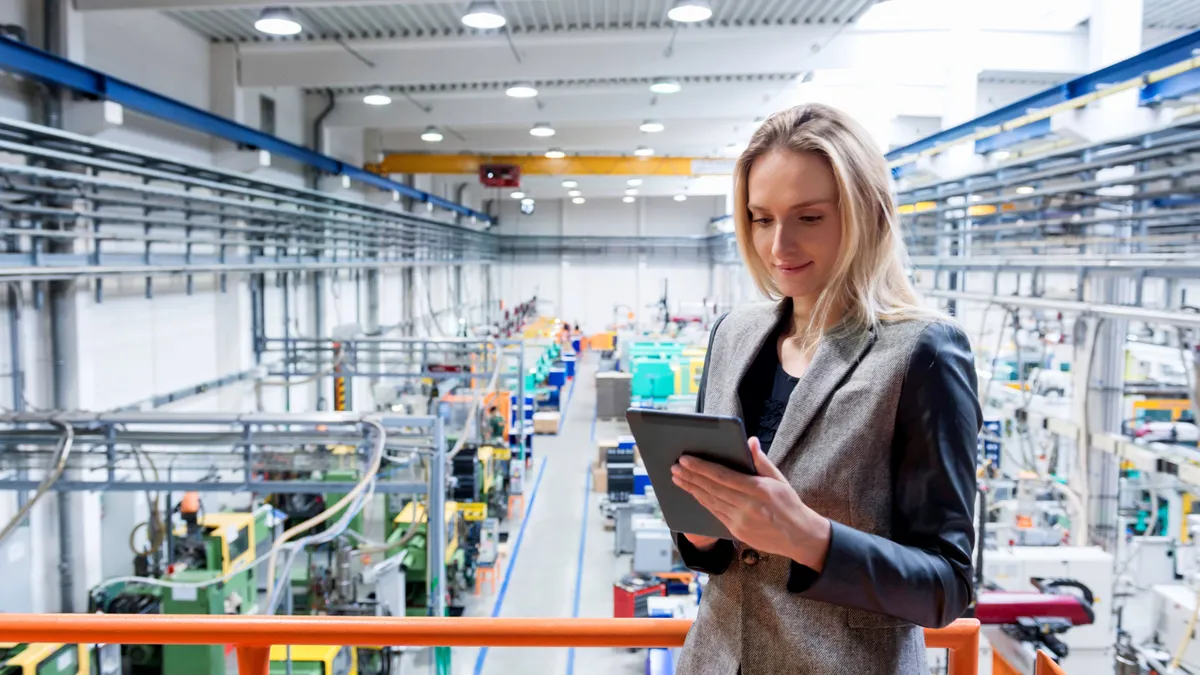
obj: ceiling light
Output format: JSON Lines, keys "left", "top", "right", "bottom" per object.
{"left": 1016, "top": 186, "right": 1036, "bottom": 195}
{"left": 462, "top": 0, "right": 506, "bottom": 29}
{"left": 639, "top": 120, "right": 665, "bottom": 133}
{"left": 545, "top": 148, "right": 566, "bottom": 159}
{"left": 530, "top": 122, "right": 556, "bottom": 137}
{"left": 625, "top": 188, "right": 638, "bottom": 196}
{"left": 420, "top": 126, "right": 443, "bottom": 142}
{"left": 511, "top": 191, "right": 526, "bottom": 199}
{"left": 674, "top": 194, "right": 688, "bottom": 202}
{"left": 561, "top": 180, "right": 578, "bottom": 188}
{"left": 993, "top": 150, "right": 1013, "bottom": 161}
{"left": 506, "top": 82, "right": 538, "bottom": 98}
{"left": 521, "top": 198, "right": 535, "bottom": 206}
{"left": 626, "top": 178, "right": 643, "bottom": 187}
{"left": 667, "top": 0, "right": 713, "bottom": 23}
{"left": 363, "top": 87, "right": 392, "bottom": 106}
{"left": 623, "top": 196, "right": 636, "bottom": 203}
{"left": 568, "top": 190, "right": 582, "bottom": 197}
{"left": 254, "top": 6, "right": 302, "bottom": 35}
{"left": 572, "top": 197, "right": 586, "bottom": 204}
{"left": 634, "top": 146, "right": 655, "bottom": 157}
{"left": 650, "top": 77, "right": 682, "bottom": 94}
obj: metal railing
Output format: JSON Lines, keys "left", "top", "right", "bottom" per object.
{"left": 0, "top": 615, "right": 982, "bottom": 675}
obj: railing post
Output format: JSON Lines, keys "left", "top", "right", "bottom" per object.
{"left": 947, "top": 624, "right": 979, "bottom": 675}
{"left": 236, "top": 645, "right": 271, "bottom": 675}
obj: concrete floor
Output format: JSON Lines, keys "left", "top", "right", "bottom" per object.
{"left": 426, "top": 356, "right": 646, "bottom": 675}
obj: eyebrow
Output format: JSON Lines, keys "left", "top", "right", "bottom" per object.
{"left": 747, "top": 199, "right": 834, "bottom": 212}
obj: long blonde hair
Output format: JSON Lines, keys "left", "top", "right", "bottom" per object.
{"left": 733, "top": 103, "right": 933, "bottom": 345}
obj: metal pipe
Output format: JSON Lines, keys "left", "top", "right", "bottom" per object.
{"left": 923, "top": 289, "right": 1200, "bottom": 329}
{"left": 310, "top": 89, "right": 336, "bottom": 190}
{"left": 428, "top": 418, "right": 446, "bottom": 624}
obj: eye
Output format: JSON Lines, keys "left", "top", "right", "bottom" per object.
{"left": 751, "top": 216, "right": 773, "bottom": 226}
{"left": 798, "top": 215, "right": 823, "bottom": 224}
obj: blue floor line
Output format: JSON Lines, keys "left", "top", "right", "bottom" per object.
{"left": 472, "top": 455, "right": 549, "bottom": 675}
{"left": 564, "top": 466, "right": 593, "bottom": 675}
{"left": 558, "top": 379, "right": 576, "bottom": 432}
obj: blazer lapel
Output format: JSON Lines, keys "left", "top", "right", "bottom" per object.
{"left": 717, "top": 301, "right": 790, "bottom": 419}
{"left": 766, "top": 322, "right": 877, "bottom": 465}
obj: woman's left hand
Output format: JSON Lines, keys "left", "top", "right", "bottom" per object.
{"left": 671, "top": 437, "right": 832, "bottom": 571}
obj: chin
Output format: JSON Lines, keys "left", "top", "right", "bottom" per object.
{"left": 773, "top": 279, "right": 822, "bottom": 299}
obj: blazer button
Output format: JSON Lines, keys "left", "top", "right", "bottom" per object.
{"left": 741, "top": 548, "right": 760, "bottom": 566}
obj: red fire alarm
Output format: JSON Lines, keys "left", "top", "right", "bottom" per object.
{"left": 480, "top": 163, "right": 520, "bottom": 188}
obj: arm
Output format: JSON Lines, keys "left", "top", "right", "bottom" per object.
{"left": 789, "top": 322, "right": 980, "bottom": 627}
{"left": 675, "top": 533, "right": 736, "bottom": 574}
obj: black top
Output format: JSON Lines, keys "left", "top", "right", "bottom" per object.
{"left": 739, "top": 330, "right": 800, "bottom": 455}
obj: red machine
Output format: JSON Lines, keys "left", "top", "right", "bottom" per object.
{"left": 975, "top": 578, "right": 1095, "bottom": 662}
{"left": 613, "top": 576, "right": 666, "bottom": 619}
{"left": 480, "top": 163, "right": 520, "bottom": 188}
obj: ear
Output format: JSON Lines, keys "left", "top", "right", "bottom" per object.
{"left": 750, "top": 437, "right": 786, "bottom": 481}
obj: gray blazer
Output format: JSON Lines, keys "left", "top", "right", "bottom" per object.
{"left": 676, "top": 300, "right": 980, "bottom": 675}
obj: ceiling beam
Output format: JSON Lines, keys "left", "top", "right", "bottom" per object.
{"left": 237, "top": 27, "right": 1089, "bottom": 89}
{"left": 75, "top": 0, "right": 459, "bottom": 10}
{"left": 366, "top": 154, "right": 732, "bottom": 176}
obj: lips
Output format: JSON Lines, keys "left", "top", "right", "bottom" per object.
{"left": 775, "top": 262, "right": 813, "bottom": 275}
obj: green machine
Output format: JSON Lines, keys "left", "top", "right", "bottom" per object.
{"left": 322, "top": 468, "right": 366, "bottom": 536}
{"left": 384, "top": 502, "right": 470, "bottom": 617}
{"left": 160, "top": 570, "right": 230, "bottom": 675}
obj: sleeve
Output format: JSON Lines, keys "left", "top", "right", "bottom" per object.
{"left": 787, "top": 322, "right": 980, "bottom": 628}
{"left": 675, "top": 533, "right": 736, "bottom": 574}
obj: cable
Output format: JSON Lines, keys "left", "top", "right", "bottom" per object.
{"left": 0, "top": 419, "right": 73, "bottom": 546}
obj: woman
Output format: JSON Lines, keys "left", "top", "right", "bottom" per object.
{"left": 671, "top": 103, "right": 980, "bottom": 674}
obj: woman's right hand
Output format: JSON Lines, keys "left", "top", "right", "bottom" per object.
{"left": 682, "top": 533, "right": 720, "bottom": 550}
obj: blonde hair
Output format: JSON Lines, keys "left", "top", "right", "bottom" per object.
{"left": 733, "top": 103, "right": 934, "bottom": 346}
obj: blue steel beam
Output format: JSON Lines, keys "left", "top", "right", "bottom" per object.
{"left": 885, "top": 27, "right": 1200, "bottom": 161}
{"left": 0, "top": 36, "right": 493, "bottom": 223}
{"left": 1141, "top": 67, "right": 1200, "bottom": 106}
{"left": 973, "top": 118, "right": 1053, "bottom": 155}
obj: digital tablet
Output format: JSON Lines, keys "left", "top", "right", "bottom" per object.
{"left": 624, "top": 409, "right": 756, "bottom": 539}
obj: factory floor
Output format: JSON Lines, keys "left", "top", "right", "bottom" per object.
{"left": 431, "top": 355, "right": 644, "bottom": 675}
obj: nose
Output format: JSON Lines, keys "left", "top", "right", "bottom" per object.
{"left": 771, "top": 222, "right": 798, "bottom": 262}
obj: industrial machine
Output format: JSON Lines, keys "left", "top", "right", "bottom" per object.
{"left": 386, "top": 501, "right": 472, "bottom": 616}
{"left": 0, "top": 645, "right": 98, "bottom": 675}
{"left": 268, "top": 646, "right": 357, "bottom": 675}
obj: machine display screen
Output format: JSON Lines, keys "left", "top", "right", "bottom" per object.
{"left": 228, "top": 525, "right": 251, "bottom": 563}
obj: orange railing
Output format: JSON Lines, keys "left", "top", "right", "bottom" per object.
{"left": 0, "top": 615, "right": 981, "bottom": 675}
{"left": 1035, "top": 651, "right": 1066, "bottom": 674}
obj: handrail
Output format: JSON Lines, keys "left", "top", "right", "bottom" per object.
{"left": 1035, "top": 650, "right": 1065, "bottom": 674}
{"left": 0, "top": 615, "right": 981, "bottom": 675}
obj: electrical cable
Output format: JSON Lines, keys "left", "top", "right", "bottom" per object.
{"left": 0, "top": 419, "right": 73, "bottom": 546}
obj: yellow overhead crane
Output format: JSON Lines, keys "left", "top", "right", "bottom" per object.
{"left": 365, "top": 154, "right": 732, "bottom": 177}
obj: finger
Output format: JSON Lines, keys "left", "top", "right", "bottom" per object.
{"left": 678, "top": 456, "right": 758, "bottom": 493}
{"left": 676, "top": 473, "right": 742, "bottom": 517}
{"left": 750, "top": 437, "right": 787, "bottom": 481}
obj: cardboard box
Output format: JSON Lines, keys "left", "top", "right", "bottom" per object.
{"left": 592, "top": 461, "right": 607, "bottom": 494}
{"left": 597, "top": 439, "right": 618, "bottom": 464}
{"left": 533, "top": 411, "right": 560, "bottom": 434}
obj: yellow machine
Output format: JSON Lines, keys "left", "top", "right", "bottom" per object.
{"left": 0, "top": 643, "right": 93, "bottom": 675}
{"left": 174, "top": 512, "right": 256, "bottom": 576}
{"left": 268, "top": 646, "right": 357, "bottom": 675}
{"left": 1132, "top": 398, "right": 1193, "bottom": 422}
{"left": 394, "top": 501, "right": 461, "bottom": 560}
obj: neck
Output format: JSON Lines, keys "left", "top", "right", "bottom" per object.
{"left": 787, "top": 295, "right": 843, "bottom": 337}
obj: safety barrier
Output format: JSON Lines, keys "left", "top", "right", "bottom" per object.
{"left": 1035, "top": 651, "right": 1066, "bottom": 674}
{"left": 0, "top": 615, "right": 980, "bottom": 675}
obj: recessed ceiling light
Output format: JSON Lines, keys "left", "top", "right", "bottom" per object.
{"left": 420, "top": 126, "right": 444, "bottom": 142}
{"left": 506, "top": 82, "right": 538, "bottom": 98}
{"left": 568, "top": 190, "right": 582, "bottom": 197}
{"left": 1016, "top": 186, "right": 1036, "bottom": 194}
{"left": 572, "top": 197, "right": 586, "bottom": 204}
{"left": 254, "top": 6, "right": 302, "bottom": 35}
{"left": 634, "top": 146, "right": 655, "bottom": 157}
{"left": 667, "top": 0, "right": 713, "bottom": 23}
{"left": 462, "top": 0, "right": 506, "bottom": 29}
{"left": 562, "top": 180, "right": 578, "bottom": 188}
{"left": 545, "top": 148, "right": 566, "bottom": 159}
{"left": 622, "top": 196, "right": 636, "bottom": 203}
{"left": 625, "top": 188, "right": 638, "bottom": 196}
{"left": 650, "top": 77, "right": 682, "bottom": 94}
{"left": 639, "top": 120, "right": 665, "bottom": 133}
{"left": 521, "top": 198, "right": 535, "bottom": 206}
{"left": 511, "top": 191, "right": 526, "bottom": 199}
{"left": 363, "top": 87, "right": 392, "bottom": 106}
{"left": 626, "top": 178, "right": 643, "bottom": 187}
{"left": 674, "top": 194, "right": 688, "bottom": 202}
{"left": 530, "top": 122, "right": 556, "bottom": 137}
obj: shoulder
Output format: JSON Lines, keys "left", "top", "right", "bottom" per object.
{"left": 878, "top": 318, "right": 976, "bottom": 392}
{"left": 710, "top": 301, "right": 779, "bottom": 344}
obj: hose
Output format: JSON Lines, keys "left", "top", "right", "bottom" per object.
{"left": 263, "top": 417, "right": 387, "bottom": 605}
{"left": 0, "top": 419, "right": 73, "bottom": 546}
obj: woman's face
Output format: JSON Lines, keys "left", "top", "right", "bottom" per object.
{"left": 748, "top": 149, "right": 843, "bottom": 304}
